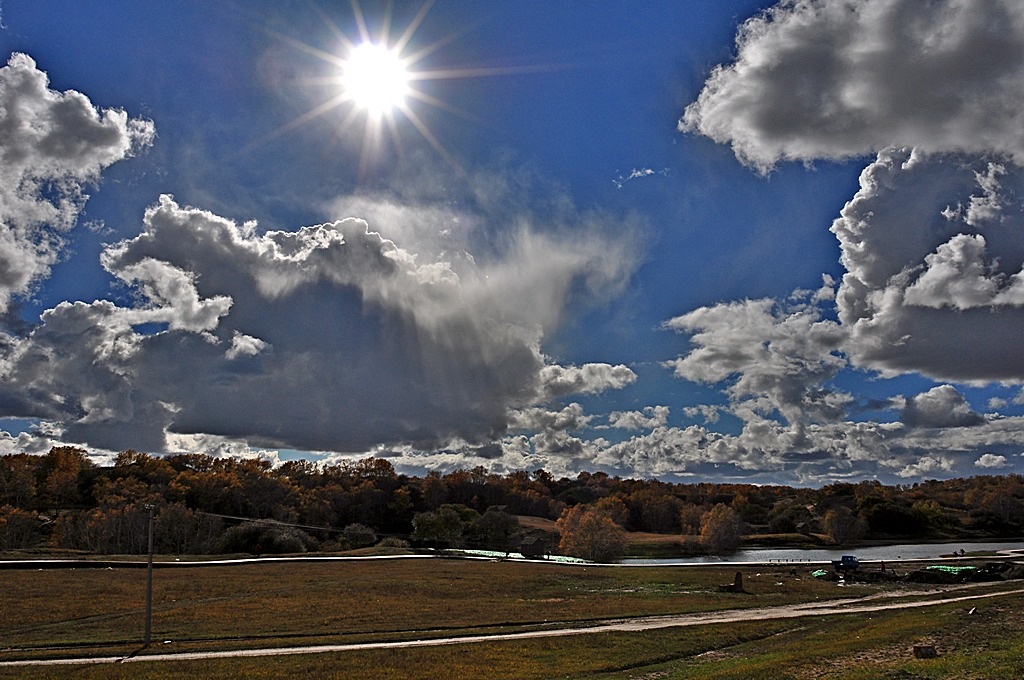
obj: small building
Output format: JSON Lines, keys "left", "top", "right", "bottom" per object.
{"left": 520, "top": 535, "right": 548, "bottom": 558}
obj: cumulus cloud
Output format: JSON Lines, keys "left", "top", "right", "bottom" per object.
{"left": 682, "top": 404, "right": 722, "bottom": 424}
{"left": 592, "top": 419, "right": 863, "bottom": 481}
{"left": 0, "top": 53, "right": 154, "bottom": 312}
{"left": 664, "top": 294, "right": 849, "bottom": 425}
{"left": 508, "top": 403, "right": 592, "bottom": 432}
{"left": 0, "top": 425, "right": 58, "bottom": 456}
{"left": 897, "top": 455, "right": 953, "bottom": 479}
{"left": 1, "top": 193, "right": 639, "bottom": 454}
{"left": 680, "top": 0, "right": 1024, "bottom": 171}
{"left": 679, "top": 1, "right": 1024, "bottom": 415}
{"left": 0, "top": 50, "right": 647, "bottom": 469}
{"left": 900, "top": 385, "right": 985, "bottom": 428}
{"left": 225, "top": 332, "right": 269, "bottom": 360}
{"left": 584, "top": 413, "right": 1024, "bottom": 484}
{"left": 988, "top": 396, "right": 1009, "bottom": 411}
{"left": 606, "top": 405, "right": 670, "bottom": 430}
{"left": 976, "top": 452, "right": 1008, "bottom": 469}
{"left": 680, "top": 3, "right": 1024, "bottom": 384}
{"left": 539, "top": 363, "right": 637, "bottom": 400}
{"left": 529, "top": 429, "right": 586, "bottom": 459}
{"left": 833, "top": 149, "right": 1024, "bottom": 380}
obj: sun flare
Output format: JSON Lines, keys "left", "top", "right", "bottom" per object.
{"left": 252, "top": 1, "right": 556, "bottom": 182}
{"left": 342, "top": 43, "right": 410, "bottom": 115}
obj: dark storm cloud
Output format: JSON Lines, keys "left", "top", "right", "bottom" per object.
{"left": 2, "top": 194, "right": 640, "bottom": 454}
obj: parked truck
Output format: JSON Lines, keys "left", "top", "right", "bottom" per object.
{"left": 831, "top": 555, "right": 860, "bottom": 572}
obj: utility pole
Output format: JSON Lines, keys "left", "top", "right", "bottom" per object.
{"left": 144, "top": 504, "right": 154, "bottom": 647}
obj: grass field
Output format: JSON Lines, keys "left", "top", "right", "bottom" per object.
{"left": 2, "top": 556, "right": 1023, "bottom": 678}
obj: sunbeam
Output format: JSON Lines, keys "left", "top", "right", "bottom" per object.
{"left": 243, "top": 0, "right": 568, "bottom": 183}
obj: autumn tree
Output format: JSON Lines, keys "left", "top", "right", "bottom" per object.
{"left": 910, "top": 499, "right": 958, "bottom": 533}
{"left": 976, "top": 478, "right": 1024, "bottom": 528}
{"left": 679, "top": 503, "right": 704, "bottom": 536}
{"left": 823, "top": 505, "right": 867, "bottom": 544}
{"left": 594, "top": 495, "right": 630, "bottom": 528}
{"left": 412, "top": 506, "right": 464, "bottom": 548}
{"left": 156, "top": 504, "right": 222, "bottom": 554}
{"left": 699, "top": 503, "right": 742, "bottom": 554}
{"left": 858, "top": 497, "right": 924, "bottom": 536}
{"left": 39, "top": 446, "right": 92, "bottom": 510}
{"left": 0, "top": 505, "right": 42, "bottom": 549}
{"left": 627, "top": 489, "right": 682, "bottom": 533}
{"left": 0, "top": 454, "right": 38, "bottom": 509}
{"left": 471, "top": 506, "right": 521, "bottom": 552}
{"left": 556, "top": 505, "right": 626, "bottom": 562}
{"left": 342, "top": 522, "right": 377, "bottom": 548}
{"left": 218, "top": 520, "right": 318, "bottom": 554}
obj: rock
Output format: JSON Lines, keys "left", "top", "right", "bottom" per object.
{"left": 717, "top": 571, "right": 745, "bottom": 593}
{"left": 913, "top": 644, "right": 938, "bottom": 659}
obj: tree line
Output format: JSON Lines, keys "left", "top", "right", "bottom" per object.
{"left": 1, "top": 447, "right": 1022, "bottom": 560}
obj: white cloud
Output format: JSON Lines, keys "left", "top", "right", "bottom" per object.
{"left": 833, "top": 149, "right": 1024, "bottom": 381}
{"left": 904, "top": 234, "right": 1022, "bottom": 310}
{"left": 508, "top": 403, "right": 591, "bottom": 432}
{"left": 539, "top": 363, "right": 637, "bottom": 400}
{"left": 0, "top": 53, "right": 154, "bottom": 312}
{"left": 164, "top": 432, "right": 284, "bottom": 466}
{"left": 988, "top": 397, "right": 1009, "bottom": 411}
{"left": 606, "top": 405, "right": 670, "bottom": 430}
{"left": 682, "top": 404, "right": 722, "bottom": 424}
{"left": 897, "top": 455, "right": 953, "bottom": 479}
{"left": 681, "top": 0, "right": 1024, "bottom": 171}
{"left": 529, "top": 429, "right": 586, "bottom": 458}
{"left": 111, "top": 258, "right": 233, "bottom": 332}
{"left": 682, "top": 3, "right": 1024, "bottom": 385}
{"left": 613, "top": 167, "right": 668, "bottom": 189}
{"left": 901, "top": 385, "right": 984, "bottom": 428}
{"left": 667, "top": 0, "right": 1024, "bottom": 481}
{"left": 664, "top": 294, "right": 849, "bottom": 425}
{"left": 1, "top": 193, "right": 639, "bottom": 454}
{"left": 225, "top": 332, "right": 268, "bottom": 360}
{"left": 0, "top": 426, "right": 54, "bottom": 456}
{"left": 976, "top": 452, "right": 1008, "bottom": 469}
{"left": 584, "top": 413, "right": 1024, "bottom": 484}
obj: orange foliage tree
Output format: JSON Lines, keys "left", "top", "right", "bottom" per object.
{"left": 556, "top": 504, "right": 625, "bottom": 562}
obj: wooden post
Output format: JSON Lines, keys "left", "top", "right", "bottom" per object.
{"left": 144, "top": 504, "right": 154, "bottom": 647}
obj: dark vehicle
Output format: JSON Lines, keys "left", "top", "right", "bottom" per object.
{"left": 831, "top": 555, "right": 860, "bottom": 572}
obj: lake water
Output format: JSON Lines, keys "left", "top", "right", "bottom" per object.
{"left": 620, "top": 541, "right": 1023, "bottom": 565}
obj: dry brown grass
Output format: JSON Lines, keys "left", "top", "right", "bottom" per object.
{"left": 3, "top": 559, "right": 1024, "bottom": 679}
{"left": 514, "top": 515, "right": 557, "bottom": 533}
{"left": 1, "top": 557, "right": 875, "bottom": 659}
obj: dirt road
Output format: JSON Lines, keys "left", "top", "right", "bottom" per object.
{"left": 3, "top": 582, "right": 1023, "bottom": 668}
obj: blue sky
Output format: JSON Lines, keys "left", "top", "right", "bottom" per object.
{"left": 1, "top": 0, "right": 1023, "bottom": 485}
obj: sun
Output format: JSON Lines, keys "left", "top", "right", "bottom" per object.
{"left": 249, "top": 1, "right": 557, "bottom": 183}
{"left": 342, "top": 43, "right": 410, "bottom": 116}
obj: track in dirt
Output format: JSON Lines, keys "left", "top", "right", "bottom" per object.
{"left": 4, "top": 583, "right": 1024, "bottom": 668}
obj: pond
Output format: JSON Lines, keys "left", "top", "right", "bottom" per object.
{"left": 620, "top": 540, "right": 1023, "bottom": 565}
